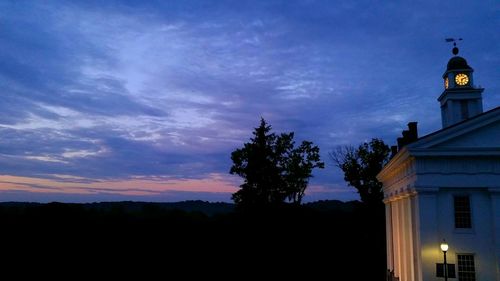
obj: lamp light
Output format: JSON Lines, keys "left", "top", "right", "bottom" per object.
{"left": 441, "top": 240, "right": 449, "bottom": 281}
{"left": 440, "top": 241, "right": 449, "bottom": 252}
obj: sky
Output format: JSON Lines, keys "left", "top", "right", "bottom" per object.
{"left": 0, "top": 0, "right": 499, "bottom": 203}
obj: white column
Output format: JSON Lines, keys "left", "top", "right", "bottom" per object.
{"left": 392, "top": 198, "right": 401, "bottom": 277}
{"left": 411, "top": 194, "right": 422, "bottom": 281}
{"left": 400, "top": 198, "right": 409, "bottom": 281}
{"left": 385, "top": 201, "right": 394, "bottom": 271}
{"left": 405, "top": 196, "right": 415, "bottom": 281}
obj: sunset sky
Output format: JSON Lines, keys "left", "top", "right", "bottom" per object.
{"left": 1, "top": 1, "right": 499, "bottom": 203}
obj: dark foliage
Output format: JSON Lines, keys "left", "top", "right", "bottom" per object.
{"left": 330, "top": 138, "right": 390, "bottom": 207}
{"left": 230, "top": 118, "right": 324, "bottom": 207}
{"left": 329, "top": 139, "right": 389, "bottom": 280}
{"left": 0, "top": 200, "right": 385, "bottom": 279}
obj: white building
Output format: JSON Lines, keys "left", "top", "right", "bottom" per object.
{"left": 377, "top": 48, "right": 500, "bottom": 281}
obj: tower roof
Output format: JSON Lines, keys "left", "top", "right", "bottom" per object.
{"left": 447, "top": 56, "right": 472, "bottom": 71}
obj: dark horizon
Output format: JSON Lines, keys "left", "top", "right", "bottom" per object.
{"left": 0, "top": 196, "right": 386, "bottom": 278}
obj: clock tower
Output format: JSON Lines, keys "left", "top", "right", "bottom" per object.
{"left": 438, "top": 46, "right": 484, "bottom": 128}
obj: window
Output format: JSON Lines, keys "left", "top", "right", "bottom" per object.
{"left": 454, "top": 196, "right": 472, "bottom": 228}
{"left": 457, "top": 254, "right": 476, "bottom": 281}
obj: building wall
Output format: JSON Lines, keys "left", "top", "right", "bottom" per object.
{"left": 382, "top": 155, "right": 500, "bottom": 281}
{"left": 416, "top": 191, "right": 438, "bottom": 281}
{"left": 418, "top": 188, "right": 499, "bottom": 281}
{"left": 414, "top": 155, "right": 500, "bottom": 280}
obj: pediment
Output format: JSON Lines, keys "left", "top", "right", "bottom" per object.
{"left": 431, "top": 121, "right": 500, "bottom": 148}
{"left": 407, "top": 107, "right": 500, "bottom": 150}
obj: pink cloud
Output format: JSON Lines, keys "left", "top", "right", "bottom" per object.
{"left": 0, "top": 173, "right": 239, "bottom": 196}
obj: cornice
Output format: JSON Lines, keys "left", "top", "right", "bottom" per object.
{"left": 408, "top": 147, "right": 500, "bottom": 157}
{"left": 438, "top": 88, "right": 484, "bottom": 102}
{"left": 377, "top": 147, "right": 411, "bottom": 182}
{"left": 383, "top": 186, "right": 417, "bottom": 203}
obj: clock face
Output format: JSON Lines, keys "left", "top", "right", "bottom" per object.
{"left": 455, "top": 73, "right": 469, "bottom": 86}
{"left": 444, "top": 77, "right": 449, "bottom": 89}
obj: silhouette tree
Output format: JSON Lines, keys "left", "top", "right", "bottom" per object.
{"left": 230, "top": 119, "right": 324, "bottom": 207}
{"left": 330, "top": 138, "right": 390, "bottom": 207}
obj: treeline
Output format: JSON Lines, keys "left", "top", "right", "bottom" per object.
{"left": 0, "top": 200, "right": 385, "bottom": 279}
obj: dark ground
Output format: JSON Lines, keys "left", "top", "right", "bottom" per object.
{"left": 0, "top": 200, "right": 386, "bottom": 279}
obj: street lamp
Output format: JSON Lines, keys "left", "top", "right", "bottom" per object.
{"left": 440, "top": 240, "right": 449, "bottom": 281}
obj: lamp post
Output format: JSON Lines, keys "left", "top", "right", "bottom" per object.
{"left": 440, "top": 240, "right": 449, "bottom": 281}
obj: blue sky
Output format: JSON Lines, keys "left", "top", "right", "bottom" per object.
{"left": 0, "top": 0, "right": 499, "bottom": 202}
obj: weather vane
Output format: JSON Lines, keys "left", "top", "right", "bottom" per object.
{"left": 445, "top": 38, "right": 463, "bottom": 55}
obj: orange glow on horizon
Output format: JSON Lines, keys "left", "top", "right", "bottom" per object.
{"left": 0, "top": 175, "right": 351, "bottom": 201}
{"left": 0, "top": 174, "right": 239, "bottom": 196}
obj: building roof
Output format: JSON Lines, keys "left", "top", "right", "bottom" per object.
{"left": 447, "top": 56, "right": 472, "bottom": 71}
{"left": 377, "top": 106, "right": 500, "bottom": 181}
{"left": 411, "top": 106, "right": 500, "bottom": 145}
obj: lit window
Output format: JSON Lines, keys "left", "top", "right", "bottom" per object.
{"left": 457, "top": 254, "right": 476, "bottom": 281}
{"left": 454, "top": 196, "right": 471, "bottom": 228}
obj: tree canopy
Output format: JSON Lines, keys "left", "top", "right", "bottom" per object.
{"left": 230, "top": 119, "right": 324, "bottom": 207}
{"left": 330, "top": 138, "right": 390, "bottom": 207}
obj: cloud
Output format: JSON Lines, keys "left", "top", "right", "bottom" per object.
{"left": 0, "top": 173, "right": 238, "bottom": 195}
{"left": 0, "top": 1, "right": 498, "bottom": 201}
